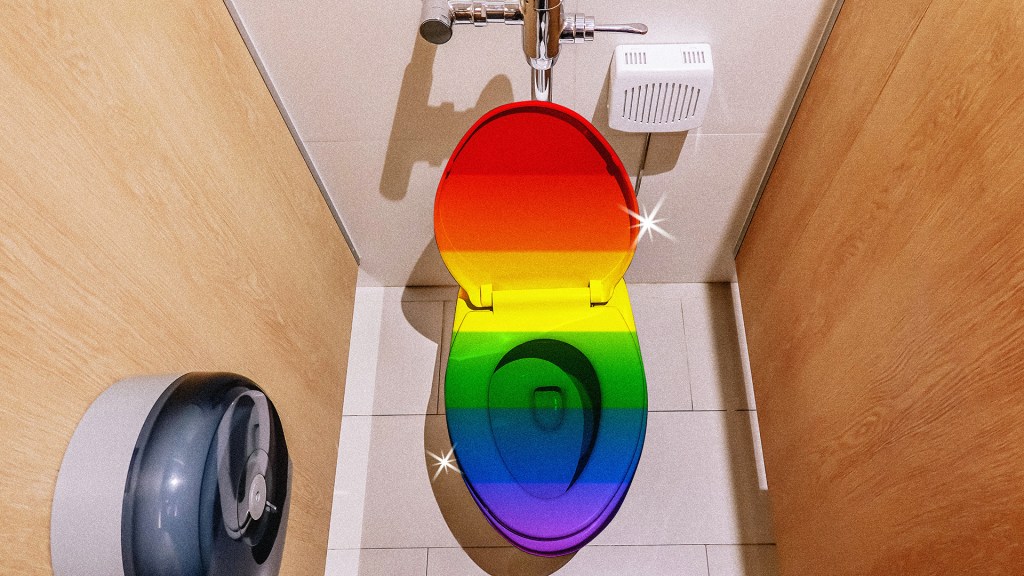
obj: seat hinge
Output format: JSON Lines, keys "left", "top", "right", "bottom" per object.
{"left": 589, "top": 279, "right": 611, "bottom": 305}
{"left": 479, "top": 283, "right": 493, "bottom": 308}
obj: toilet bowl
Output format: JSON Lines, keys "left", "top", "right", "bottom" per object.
{"left": 434, "top": 101, "right": 648, "bottom": 557}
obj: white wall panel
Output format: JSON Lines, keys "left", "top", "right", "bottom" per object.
{"left": 228, "top": 0, "right": 837, "bottom": 285}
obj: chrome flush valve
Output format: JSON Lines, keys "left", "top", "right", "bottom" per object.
{"left": 419, "top": 0, "right": 647, "bottom": 101}
{"left": 420, "top": 0, "right": 523, "bottom": 44}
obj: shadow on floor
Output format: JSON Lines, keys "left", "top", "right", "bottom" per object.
{"left": 423, "top": 414, "right": 574, "bottom": 575}
{"left": 397, "top": 241, "right": 572, "bottom": 575}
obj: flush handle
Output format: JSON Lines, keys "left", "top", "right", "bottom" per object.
{"left": 595, "top": 23, "right": 649, "bottom": 35}
{"left": 560, "top": 14, "right": 648, "bottom": 44}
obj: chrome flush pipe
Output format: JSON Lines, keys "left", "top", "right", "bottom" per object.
{"left": 532, "top": 68, "right": 552, "bottom": 102}
{"left": 522, "top": 0, "right": 560, "bottom": 100}
{"left": 420, "top": 0, "right": 647, "bottom": 102}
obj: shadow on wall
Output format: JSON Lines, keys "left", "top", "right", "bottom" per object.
{"left": 383, "top": 39, "right": 693, "bottom": 286}
{"left": 380, "top": 37, "right": 514, "bottom": 201}
{"left": 384, "top": 36, "right": 508, "bottom": 285}
{"left": 402, "top": 236, "right": 455, "bottom": 289}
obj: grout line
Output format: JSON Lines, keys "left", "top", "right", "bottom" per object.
{"left": 344, "top": 408, "right": 748, "bottom": 417}
{"left": 438, "top": 300, "right": 452, "bottom": 414}
{"left": 680, "top": 132, "right": 768, "bottom": 137}
{"left": 340, "top": 413, "right": 436, "bottom": 418}
{"left": 327, "top": 546, "right": 459, "bottom": 551}
{"left": 332, "top": 543, "right": 779, "bottom": 551}
{"left": 655, "top": 405, "right": 729, "bottom": 409}
{"left": 343, "top": 408, "right": 750, "bottom": 416}
{"left": 679, "top": 299, "right": 696, "bottom": 411}
{"left": 424, "top": 548, "right": 430, "bottom": 576}
{"left": 704, "top": 545, "right": 711, "bottom": 576}
{"left": 299, "top": 132, "right": 771, "bottom": 144}
{"left": 582, "top": 542, "right": 779, "bottom": 548}
{"left": 432, "top": 306, "right": 444, "bottom": 415}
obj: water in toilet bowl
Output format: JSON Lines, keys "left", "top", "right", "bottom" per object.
{"left": 487, "top": 340, "right": 601, "bottom": 500}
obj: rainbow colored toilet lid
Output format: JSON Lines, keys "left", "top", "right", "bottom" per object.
{"left": 435, "top": 102, "right": 648, "bottom": 556}
{"left": 434, "top": 101, "right": 639, "bottom": 305}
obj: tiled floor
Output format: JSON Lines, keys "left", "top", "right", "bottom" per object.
{"left": 327, "top": 283, "right": 777, "bottom": 576}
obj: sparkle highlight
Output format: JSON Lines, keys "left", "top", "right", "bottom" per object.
{"left": 427, "top": 445, "right": 461, "bottom": 481}
{"left": 623, "top": 194, "right": 675, "bottom": 246}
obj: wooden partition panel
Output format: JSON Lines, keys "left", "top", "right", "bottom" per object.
{"left": 737, "top": 1, "right": 1024, "bottom": 574}
{"left": 0, "top": 2, "right": 356, "bottom": 575}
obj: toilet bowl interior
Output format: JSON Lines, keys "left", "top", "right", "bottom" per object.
{"left": 488, "top": 339, "right": 601, "bottom": 499}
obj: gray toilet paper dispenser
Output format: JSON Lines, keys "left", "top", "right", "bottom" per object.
{"left": 51, "top": 372, "right": 290, "bottom": 576}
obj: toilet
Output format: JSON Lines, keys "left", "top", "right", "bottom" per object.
{"left": 435, "top": 101, "right": 648, "bottom": 557}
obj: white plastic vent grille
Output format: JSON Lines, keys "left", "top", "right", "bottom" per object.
{"left": 682, "top": 50, "right": 706, "bottom": 64}
{"left": 621, "top": 83, "right": 702, "bottom": 124}
{"left": 624, "top": 51, "right": 648, "bottom": 65}
{"left": 609, "top": 43, "right": 713, "bottom": 133}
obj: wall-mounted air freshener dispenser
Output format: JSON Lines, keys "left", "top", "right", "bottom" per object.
{"left": 608, "top": 43, "right": 714, "bottom": 133}
{"left": 51, "top": 373, "right": 290, "bottom": 576}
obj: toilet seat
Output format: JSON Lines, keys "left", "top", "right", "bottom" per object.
{"left": 445, "top": 283, "right": 646, "bottom": 555}
{"left": 436, "top": 101, "right": 647, "bottom": 557}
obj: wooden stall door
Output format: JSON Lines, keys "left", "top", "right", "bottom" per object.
{"left": 736, "top": 1, "right": 1024, "bottom": 574}
{"left": 0, "top": 2, "right": 357, "bottom": 575}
